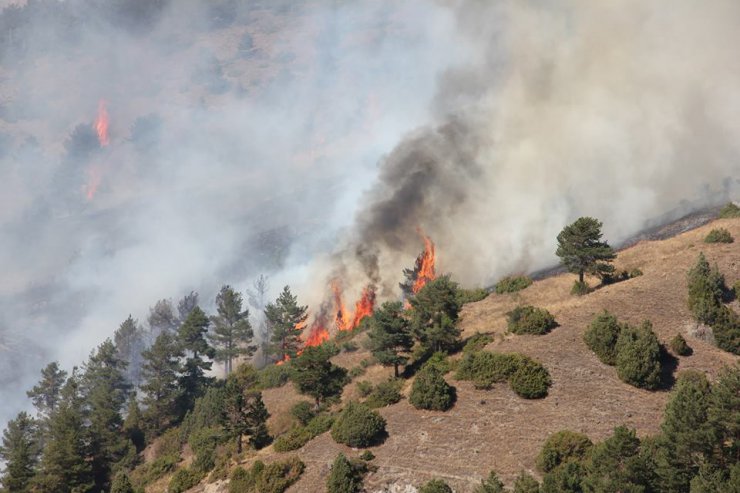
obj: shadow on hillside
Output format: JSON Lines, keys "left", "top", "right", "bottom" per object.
{"left": 658, "top": 345, "right": 679, "bottom": 390}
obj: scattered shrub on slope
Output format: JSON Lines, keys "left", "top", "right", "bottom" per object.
{"left": 583, "top": 310, "right": 622, "bottom": 365}
{"left": 615, "top": 321, "right": 662, "bottom": 390}
{"left": 537, "top": 430, "right": 593, "bottom": 473}
{"left": 508, "top": 306, "right": 557, "bottom": 335}
{"left": 509, "top": 358, "right": 552, "bottom": 399}
{"left": 495, "top": 275, "right": 533, "bottom": 294}
{"left": 704, "top": 228, "right": 734, "bottom": 244}
{"left": 409, "top": 366, "right": 456, "bottom": 411}
{"left": 331, "top": 402, "right": 386, "bottom": 448}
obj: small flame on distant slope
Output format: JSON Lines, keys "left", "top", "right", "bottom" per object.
{"left": 94, "top": 99, "right": 110, "bottom": 147}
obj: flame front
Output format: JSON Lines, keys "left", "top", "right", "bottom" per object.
{"left": 303, "top": 318, "right": 330, "bottom": 348}
{"left": 331, "top": 279, "right": 353, "bottom": 331}
{"left": 412, "top": 234, "right": 436, "bottom": 293}
{"left": 350, "top": 286, "right": 375, "bottom": 329}
{"left": 94, "top": 99, "right": 110, "bottom": 147}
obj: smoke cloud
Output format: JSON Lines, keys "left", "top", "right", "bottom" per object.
{"left": 1, "top": 0, "right": 739, "bottom": 428}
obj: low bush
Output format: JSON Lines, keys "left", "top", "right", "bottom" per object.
{"left": 455, "top": 351, "right": 521, "bottom": 389}
{"left": 132, "top": 453, "right": 178, "bottom": 486}
{"left": 474, "top": 471, "right": 506, "bottom": 493}
{"left": 457, "top": 287, "right": 491, "bottom": 304}
{"left": 290, "top": 401, "right": 315, "bottom": 426}
{"left": 360, "top": 450, "right": 375, "bottom": 461}
{"left": 629, "top": 268, "right": 644, "bottom": 278}
{"left": 495, "top": 275, "right": 533, "bottom": 294}
{"left": 305, "top": 414, "right": 334, "bottom": 435}
{"left": 512, "top": 471, "right": 540, "bottom": 493}
{"left": 365, "top": 379, "right": 403, "bottom": 408}
{"left": 410, "top": 366, "right": 456, "bottom": 411}
{"left": 356, "top": 380, "right": 374, "bottom": 398}
{"left": 331, "top": 402, "right": 387, "bottom": 447}
{"left": 704, "top": 228, "right": 734, "bottom": 244}
{"left": 273, "top": 414, "right": 334, "bottom": 452}
{"left": 541, "top": 461, "right": 586, "bottom": 493}
{"left": 463, "top": 332, "right": 494, "bottom": 353}
{"left": 326, "top": 453, "right": 367, "bottom": 493}
{"left": 419, "top": 479, "right": 453, "bottom": 493}
{"left": 169, "top": 467, "right": 206, "bottom": 493}
{"left": 228, "top": 458, "right": 305, "bottom": 493}
{"left": 537, "top": 430, "right": 593, "bottom": 473}
{"left": 670, "top": 334, "right": 692, "bottom": 356}
{"left": 189, "top": 426, "right": 224, "bottom": 472}
{"left": 718, "top": 202, "right": 740, "bottom": 218}
{"left": 508, "top": 305, "right": 557, "bottom": 335}
{"left": 571, "top": 280, "right": 590, "bottom": 296}
{"left": 259, "top": 364, "right": 290, "bottom": 389}
{"left": 711, "top": 305, "right": 740, "bottom": 355}
{"left": 615, "top": 321, "right": 662, "bottom": 390}
{"left": 341, "top": 341, "right": 359, "bottom": 352}
{"left": 583, "top": 311, "right": 623, "bottom": 365}
{"left": 421, "top": 352, "right": 453, "bottom": 374}
{"left": 509, "top": 358, "right": 552, "bottom": 399}
{"left": 348, "top": 366, "right": 366, "bottom": 379}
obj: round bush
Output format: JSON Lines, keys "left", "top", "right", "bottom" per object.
{"left": 495, "top": 275, "right": 533, "bottom": 294}
{"left": 704, "top": 228, "right": 734, "bottom": 244}
{"left": 536, "top": 430, "right": 593, "bottom": 473}
{"left": 615, "top": 321, "right": 662, "bottom": 390}
{"left": 409, "top": 367, "right": 456, "bottom": 411}
{"left": 670, "top": 334, "right": 692, "bottom": 356}
{"left": 455, "top": 351, "right": 521, "bottom": 389}
{"left": 583, "top": 311, "right": 622, "bottom": 365}
{"left": 290, "top": 401, "right": 315, "bottom": 425}
{"left": 507, "top": 306, "right": 557, "bottom": 335}
{"left": 509, "top": 359, "right": 552, "bottom": 399}
{"left": 365, "top": 379, "right": 402, "bottom": 409}
{"left": 331, "top": 402, "right": 386, "bottom": 448}
{"left": 419, "top": 479, "right": 453, "bottom": 493}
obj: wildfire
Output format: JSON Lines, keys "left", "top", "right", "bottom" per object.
{"left": 83, "top": 165, "right": 102, "bottom": 201}
{"left": 412, "top": 233, "right": 436, "bottom": 293}
{"left": 303, "top": 318, "right": 330, "bottom": 348}
{"left": 331, "top": 279, "right": 353, "bottom": 331}
{"left": 94, "top": 99, "right": 110, "bottom": 147}
{"left": 350, "top": 285, "right": 375, "bottom": 329}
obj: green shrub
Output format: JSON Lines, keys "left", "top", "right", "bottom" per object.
{"left": 670, "top": 334, "right": 692, "bottom": 356}
{"left": 704, "top": 228, "right": 734, "bottom": 244}
{"left": 365, "top": 379, "right": 403, "bottom": 408}
{"left": 537, "top": 430, "right": 593, "bottom": 473}
{"left": 507, "top": 306, "right": 557, "bottom": 335}
{"left": 419, "top": 479, "right": 453, "bottom": 493}
{"left": 348, "top": 366, "right": 366, "bottom": 379}
{"left": 290, "top": 401, "right": 315, "bottom": 426}
{"left": 134, "top": 454, "right": 179, "bottom": 486}
{"left": 304, "top": 414, "right": 334, "bottom": 436}
{"left": 188, "top": 426, "right": 224, "bottom": 472}
{"left": 168, "top": 467, "right": 206, "bottom": 493}
{"left": 583, "top": 311, "right": 623, "bottom": 365}
{"left": 356, "top": 381, "right": 374, "bottom": 398}
{"left": 719, "top": 202, "right": 740, "bottom": 218}
{"left": 687, "top": 253, "right": 726, "bottom": 325}
{"left": 273, "top": 426, "right": 312, "bottom": 452}
{"left": 463, "top": 332, "right": 494, "bottom": 353}
{"left": 615, "top": 321, "right": 662, "bottom": 390}
{"left": 259, "top": 364, "right": 290, "bottom": 389}
{"left": 711, "top": 305, "right": 740, "bottom": 355}
{"left": 326, "top": 453, "right": 367, "bottom": 493}
{"left": 734, "top": 280, "right": 740, "bottom": 299}
{"left": 455, "top": 351, "right": 521, "bottom": 389}
{"left": 410, "top": 366, "right": 456, "bottom": 411}
{"left": 629, "top": 268, "right": 643, "bottom": 278}
{"left": 111, "top": 472, "right": 135, "bottom": 493}
{"left": 474, "top": 471, "right": 506, "bottom": 493}
{"left": 229, "top": 465, "right": 257, "bottom": 493}
{"left": 341, "top": 341, "right": 359, "bottom": 352}
{"left": 512, "top": 471, "right": 540, "bottom": 493}
{"left": 571, "top": 280, "right": 590, "bottom": 296}
{"left": 360, "top": 358, "right": 373, "bottom": 368}
{"left": 360, "top": 450, "right": 375, "bottom": 461}
{"left": 457, "top": 287, "right": 491, "bottom": 304}
{"left": 541, "top": 461, "right": 586, "bottom": 493}
{"left": 509, "top": 358, "right": 552, "bottom": 399}
{"left": 256, "top": 457, "right": 305, "bottom": 493}
{"left": 331, "top": 402, "right": 387, "bottom": 447}
{"left": 495, "top": 275, "right": 533, "bottom": 294}
{"left": 421, "top": 351, "right": 453, "bottom": 374}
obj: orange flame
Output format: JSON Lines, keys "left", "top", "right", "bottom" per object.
{"left": 350, "top": 286, "right": 375, "bottom": 329}
{"left": 331, "top": 279, "right": 353, "bottom": 331}
{"left": 412, "top": 233, "right": 436, "bottom": 293}
{"left": 83, "top": 165, "right": 102, "bottom": 201}
{"left": 94, "top": 99, "right": 110, "bottom": 147}
{"left": 303, "top": 318, "right": 330, "bottom": 348}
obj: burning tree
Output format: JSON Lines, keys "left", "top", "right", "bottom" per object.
{"left": 409, "top": 275, "right": 462, "bottom": 354}
{"left": 264, "top": 286, "right": 308, "bottom": 363}
{"left": 400, "top": 234, "right": 437, "bottom": 299}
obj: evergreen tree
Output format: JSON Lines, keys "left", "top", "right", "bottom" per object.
{"left": 706, "top": 366, "right": 739, "bottom": 470}
{"left": 655, "top": 371, "right": 713, "bottom": 492}
{"left": 113, "top": 315, "right": 146, "bottom": 387}
{"left": 265, "top": 286, "right": 308, "bottom": 362}
{"left": 140, "top": 331, "right": 184, "bottom": 435}
{"left": 615, "top": 321, "right": 662, "bottom": 390}
{"left": 289, "top": 344, "right": 348, "bottom": 408}
{"left": 110, "top": 471, "right": 135, "bottom": 493}
{"left": 177, "top": 291, "right": 199, "bottom": 324}
{"left": 409, "top": 276, "right": 462, "bottom": 353}
{"left": 34, "top": 372, "right": 94, "bottom": 493}
{"left": 686, "top": 253, "right": 725, "bottom": 325}
{"left": 0, "top": 411, "right": 39, "bottom": 493}
{"left": 368, "top": 301, "right": 413, "bottom": 377}
{"left": 82, "top": 339, "right": 133, "bottom": 490}
{"left": 583, "top": 426, "right": 654, "bottom": 493}
{"left": 123, "top": 395, "right": 145, "bottom": 451}
{"left": 512, "top": 471, "right": 540, "bottom": 493}
{"left": 223, "top": 372, "right": 270, "bottom": 453}
{"left": 246, "top": 274, "right": 270, "bottom": 366}
{"left": 177, "top": 306, "right": 215, "bottom": 412}
{"left": 474, "top": 471, "right": 506, "bottom": 493}
{"left": 556, "top": 217, "right": 616, "bottom": 285}
{"left": 209, "top": 285, "right": 257, "bottom": 374}
{"left": 147, "top": 298, "right": 178, "bottom": 343}
{"left": 327, "top": 453, "right": 365, "bottom": 493}
{"left": 26, "top": 362, "right": 67, "bottom": 420}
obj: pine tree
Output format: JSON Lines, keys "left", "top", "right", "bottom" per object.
{"left": 326, "top": 453, "right": 364, "bottom": 493}
{"left": 123, "top": 395, "right": 145, "bottom": 451}
{"left": 290, "top": 344, "right": 348, "bottom": 408}
{"left": 265, "top": 286, "right": 308, "bottom": 362}
{"left": 209, "top": 285, "right": 257, "bottom": 374}
{"left": 556, "top": 217, "right": 616, "bottom": 285}
{"left": 0, "top": 411, "right": 39, "bottom": 493}
{"left": 583, "top": 426, "right": 654, "bottom": 492}
{"left": 368, "top": 301, "right": 413, "bottom": 377}
{"left": 177, "top": 306, "right": 215, "bottom": 411}
{"left": 177, "top": 291, "right": 199, "bottom": 323}
{"left": 706, "top": 366, "right": 739, "bottom": 471}
{"left": 113, "top": 315, "right": 147, "bottom": 387}
{"left": 26, "top": 362, "right": 67, "bottom": 420}
{"left": 110, "top": 471, "right": 135, "bottom": 493}
{"left": 34, "top": 372, "right": 94, "bottom": 493}
{"left": 147, "top": 298, "right": 178, "bottom": 343}
{"left": 686, "top": 253, "right": 725, "bottom": 325}
{"left": 474, "top": 471, "right": 506, "bottom": 493}
{"left": 223, "top": 373, "right": 270, "bottom": 453}
{"left": 140, "top": 331, "right": 184, "bottom": 435}
{"left": 409, "top": 276, "right": 462, "bottom": 353}
{"left": 246, "top": 275, "right": 271, "bottom": 366}
{"left": 82, "top": 339, "right": 134, "bottom": 490}
{"left": 655, "top": 371, "right": 714, "bottom": 492}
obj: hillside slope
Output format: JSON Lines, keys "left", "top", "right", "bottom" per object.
{"left": 221, "top": 217, "right": 738, "bottom": 493}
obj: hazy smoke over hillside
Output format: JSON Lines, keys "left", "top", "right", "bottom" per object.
{"left": 0, "top": 0, "right": 739, "bottom": 426}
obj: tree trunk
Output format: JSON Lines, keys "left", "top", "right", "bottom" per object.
{"left": 236, "top": 434, "right": 242, "bottom": 454}
{"left": 315, "top": 397, "right": 321, "bottom": 411}
{"left": 579, "top": 270, "right": 584, "bottom": 284}
{"left": 394, "top": 363, "right": 399, "bottom": 378}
